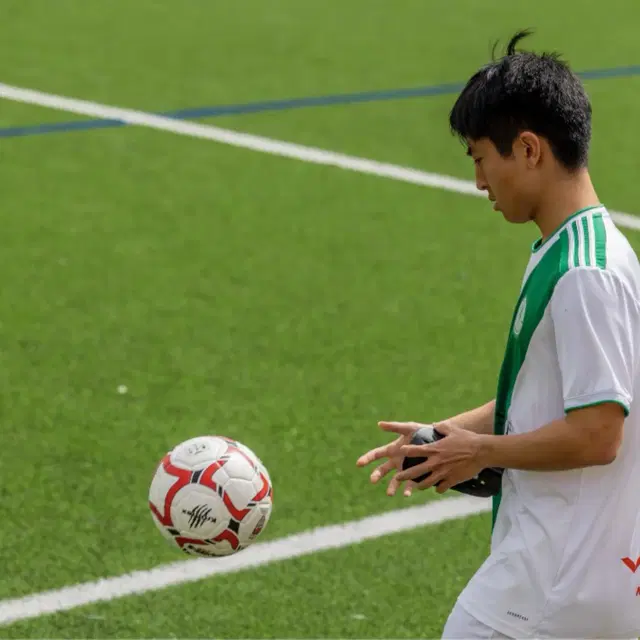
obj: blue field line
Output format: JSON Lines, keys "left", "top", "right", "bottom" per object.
{"left": 1, "top": 64, "right": 640, "bottom": 140}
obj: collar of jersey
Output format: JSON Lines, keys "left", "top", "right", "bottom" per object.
{"left": 531, "top": 204, "right": 607, "bottom": 254}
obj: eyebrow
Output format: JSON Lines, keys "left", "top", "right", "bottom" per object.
{"left": 466, "top": 146, "right": 473, "bottom": 157}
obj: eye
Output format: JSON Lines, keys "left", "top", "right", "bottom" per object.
{"left": 473, "top": 157, "right": 482, "bottom": 165}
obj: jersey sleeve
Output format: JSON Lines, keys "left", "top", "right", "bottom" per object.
{"left": 550, "top": 267, "right": 640, "bottom": 416}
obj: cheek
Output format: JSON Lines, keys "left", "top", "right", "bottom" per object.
{"left": 489, "top": 163, "right": 518, "bottom": 196}
{"left": 483, "top": 164, "right": 504, "bottom": 192}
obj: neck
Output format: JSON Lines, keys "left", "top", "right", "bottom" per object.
{"left": 534, "top": 169, "right": 600, "bottom": 241}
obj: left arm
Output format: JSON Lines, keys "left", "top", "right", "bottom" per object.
{"left": 481, "top": 267, "right": 637, "bottom": 472}
{"left": 477, "top": 402, "right": 625, "bottom": 471}
{"left": 396, "top": 266, "right": 639, "bottom": 490}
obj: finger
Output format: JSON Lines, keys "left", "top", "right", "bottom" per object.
{"left": 395, "top": 457, "right": 440, "bottom": 482}
{"left": 370, "top": 459, "right": 395, "bottom": 484}
{"left": 403, "top": 480, "right": 416, "bottom": 498}
{"left": 356, "top": 443, "right": 393, "bottom": 467}
{"left": 378, "top": 421, "right": 420, "bottom": 436}
{"left": 415, "top": 468, "right": 450, "bottom": 492}
{"left": 398, "top": 443, "right": 439, "bottom": 457}
{"left": 434, "top": 472, "right": 466, "bottom": 494}
{"left": 386, "top": 472, "right": 405, "bottom": 497}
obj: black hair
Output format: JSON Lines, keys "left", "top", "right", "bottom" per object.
{"left": 449, "top": 29, "right": 592, "bottom": 170}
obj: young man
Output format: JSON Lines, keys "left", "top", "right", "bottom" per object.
{"left": 357, "top": 31, "right": 640, "bottom": 638}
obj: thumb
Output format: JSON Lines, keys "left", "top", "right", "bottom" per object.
{"left": 433, "top": 421, "right": 455, "bottom": 436}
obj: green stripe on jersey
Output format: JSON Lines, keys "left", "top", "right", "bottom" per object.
{"left": 492, "top": 228, "right": 571, "bottom": 526}
{"left": 492, "top": 208, "right": 609, "bottom": 528}
{"left": 568, "top": 211, "right": 607, "bottom": 269}
{"left": 571, "top": 220, "right": 580, "bottom": 267}
{"left": 581, "top": 216, "right": 591, "bottom": 266}
{"left": 593, "top": 213, "right": 607, "bottom": 268}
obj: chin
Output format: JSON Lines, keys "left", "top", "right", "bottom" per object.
{"left": 501, "top": 211, "right": 522, "bottom": 224}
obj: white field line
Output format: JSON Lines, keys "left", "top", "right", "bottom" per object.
{"left": 0, "top": 496, "right": 491, "bottom": 625}
{"left": 1, "top": 82, "right": 638, "bottom": 231}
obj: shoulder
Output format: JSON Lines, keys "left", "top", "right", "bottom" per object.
{"left": 552, "top": 265, "right": 640, "bottom": 318}
{"left": 555, "top": 212, "right": 640, "bottom": 301}
{"left": 550, "top": 208, "right": 637, "bottom": 275}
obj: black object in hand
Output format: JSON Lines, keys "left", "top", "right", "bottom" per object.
{"left": 401, "top": 426, "right": 503, "bottom": 498}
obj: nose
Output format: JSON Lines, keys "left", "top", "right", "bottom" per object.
{"left": 475, "top": 165, "right": 489, "bottom": 192}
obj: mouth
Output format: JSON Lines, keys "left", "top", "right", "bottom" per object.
{"left": 489, "top": 197, "right": 499, "bottom": 211}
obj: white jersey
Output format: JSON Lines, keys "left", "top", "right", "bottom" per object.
{"left": 458, "top": 205, "right": 640, "bottom": 638}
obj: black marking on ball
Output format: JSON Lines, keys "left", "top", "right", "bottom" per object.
{"left": 191, "top": 469, "right": 203, "bottom": 483}
{"left": 228, "top": 519, "right": 240, "bottom": 534}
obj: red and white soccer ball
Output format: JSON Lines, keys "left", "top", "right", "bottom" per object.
{"left": 149, "top": 435, "right": 273, "bottom": 557}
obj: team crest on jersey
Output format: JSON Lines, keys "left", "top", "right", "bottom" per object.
{"left": 513, "top": 297, "right": 527, "bottom": 336}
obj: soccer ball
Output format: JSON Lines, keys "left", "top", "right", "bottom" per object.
{"left": 148, "top": 435, "right": 273, "bottom": 557}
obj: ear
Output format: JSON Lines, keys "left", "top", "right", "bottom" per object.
{"left": 518, "top": 131, "right": 543, "bottom": 168}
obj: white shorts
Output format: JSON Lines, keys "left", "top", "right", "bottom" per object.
{"left": 442, "top": 601, "right": 513, "bottom": 639}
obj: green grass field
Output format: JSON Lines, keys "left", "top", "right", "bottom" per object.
{"left": 1, "top": 0, "right": 640, "bottom": 637}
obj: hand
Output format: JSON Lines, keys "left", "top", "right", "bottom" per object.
{"left": 356, "top": 421, "right": 426, "bottom": 497}
{"left": 394, "top": 421, "right": 486, "bottom": 493}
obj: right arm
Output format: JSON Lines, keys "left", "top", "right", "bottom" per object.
{"left": 441, "top": 399, "right": 495, "bottom": 435}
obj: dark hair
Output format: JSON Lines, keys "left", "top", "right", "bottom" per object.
{"left": 449, "top": 29, "right": 592, "bottom": 170}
